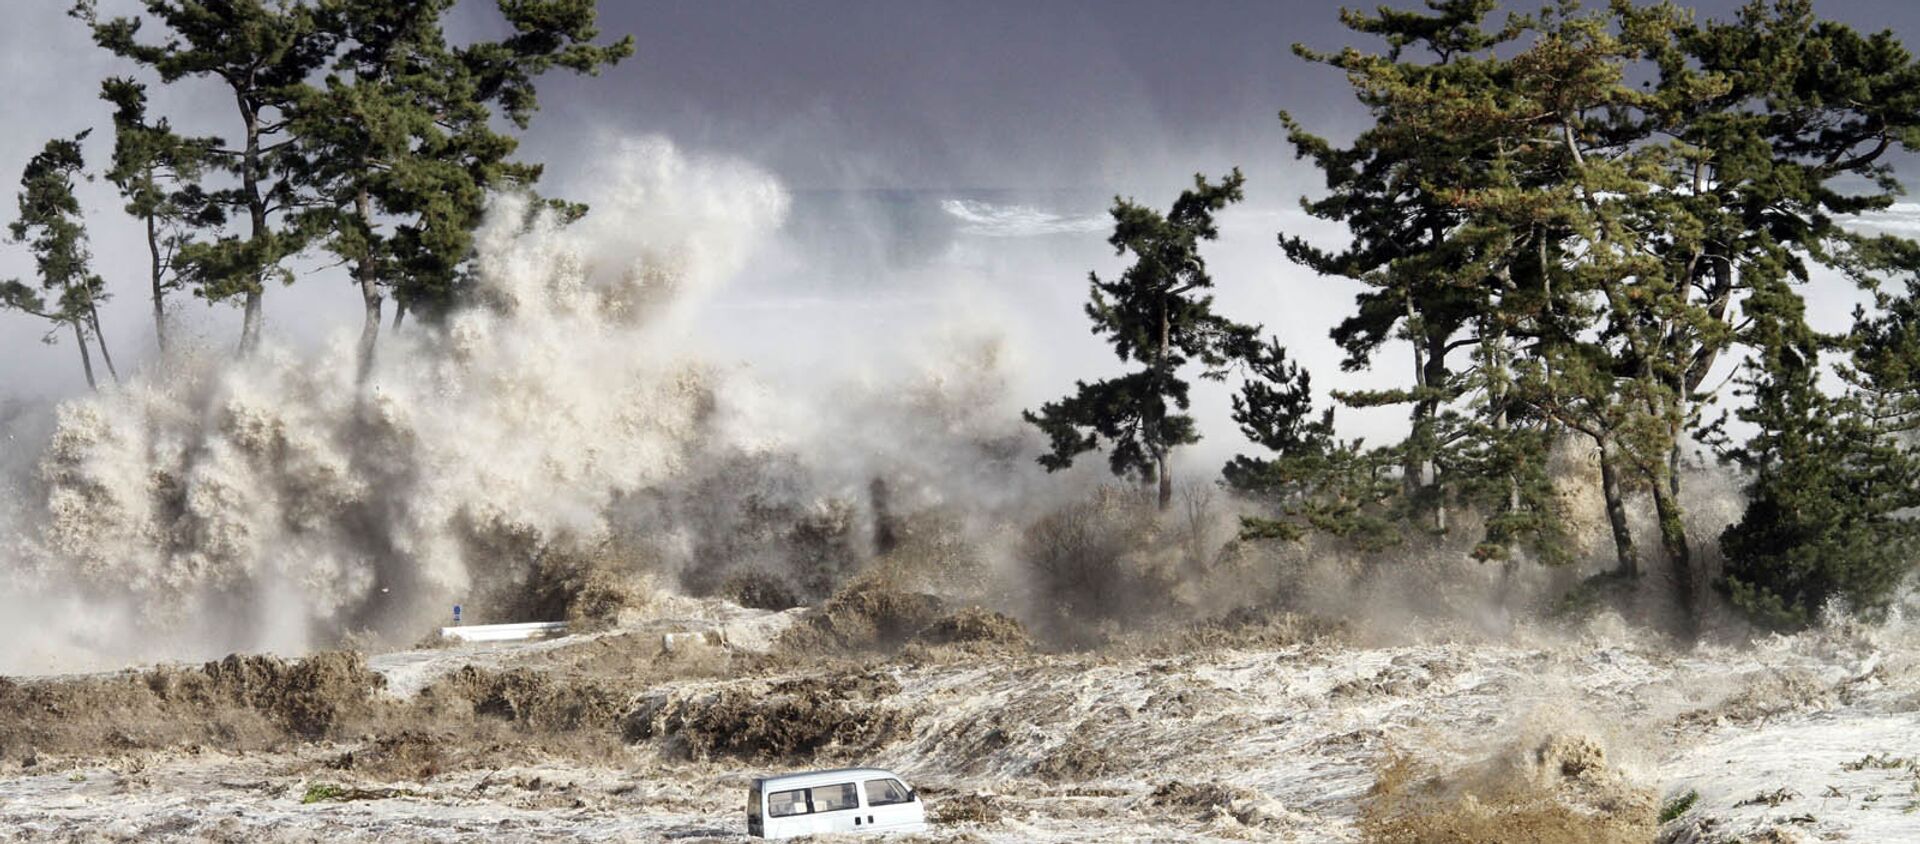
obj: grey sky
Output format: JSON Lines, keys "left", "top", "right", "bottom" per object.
{"left": 516, "top": 0, "right": 1348, "bottom": 190}
{"left": 7, "top": 0, "right": 1920, "bottom": 407}
{"left": 530, "top": 0, "right": 1920, "bottom": 189}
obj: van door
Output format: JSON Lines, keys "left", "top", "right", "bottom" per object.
{"left": 862, "top": 777, "right": 925, "bottom": 832}
{"left": 808, "top": 782, "right": 862, "bottom": 834}
{"left": 763, "top": 787, "right": 813, "bottom": 839}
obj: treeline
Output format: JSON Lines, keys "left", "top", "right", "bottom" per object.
{"left": 1030, "top": 0, "right": 1920, "bottom": 634}
{"left": 2, "top": 0, "right": 632, "bottom": 384}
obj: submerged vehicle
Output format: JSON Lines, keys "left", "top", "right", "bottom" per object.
{"left": 747, "top": 767, "right": 928, "bottom": 839}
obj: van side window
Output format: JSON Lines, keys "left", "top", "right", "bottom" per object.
{"left": 767, "top": 788, "right": 811, "bottom": 817}
{"left": 810, "top": 782, "right": 859, "bottom": 812}
{"left": 864, "top": 778, "right": 912, "bottom": 806}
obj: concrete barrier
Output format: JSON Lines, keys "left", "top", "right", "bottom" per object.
{"left": 439, "top": 621, "right": 570, "bottom": 642}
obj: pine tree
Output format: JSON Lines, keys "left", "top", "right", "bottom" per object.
{"left": 292, "top": 0, "right": 632, "bottom": 380}
{"left": 1715, "top": 275, "right": 1920, "bottom": 627}
{"left": 1611, "top": 0, "right": 1920, "bottom": 626}
{"left": 1281, "top": 0, "right": 1588, "bottom": 568}
{"left": 100, "top": 77, "right": 223, "bottom": 355}
{"left": 1027, "top": 170, "right": 1254, "bottom": 511}
{"left": 3, "top": 133, "right": 114, "bottom": 389}
{"left": 1224, "top": 337, "right": 1405, "bottom": 548}
{"left": 72, "top": 0, "right": 335, "bottom": 355}
{"left": 1284, "top": 0, "right": 1920, "bottom": 632}
{"left": 1487, "top": 3, "right": 1664, "bottom": 576}
{"left": 1282, "top": 0, "right": 1522, "bottom": 534}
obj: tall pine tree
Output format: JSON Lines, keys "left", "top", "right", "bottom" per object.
{"left": 73, "top": 0, "right": 335, "bottom": 355}
{"left": 100, "top": 77, "right": 223, "bottom": 355}
{"left": 1281, "top": 0, "right": 1920, "bottom": 633}
{"left": 1279, "top": 0, "right": 1582, "bottom": 568}
{"left": 1282, "top": 0, "right": 1522, "bottom": 534}
{"left": 292, "top": 0, "right": 632, "bottom": 380}
{"left": 1027, "top": 170, "right": 1254, "bottom": 511}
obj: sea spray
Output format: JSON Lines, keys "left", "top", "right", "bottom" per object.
{"left": 0, "top": 136, "right": 1093, "bottom": 675}
{"left": 0, "top": 139, "right": 790, "bottom": 673}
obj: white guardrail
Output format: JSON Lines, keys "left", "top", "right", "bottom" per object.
{"left": 438, "top": 621, "right": 570, "bottom": 643}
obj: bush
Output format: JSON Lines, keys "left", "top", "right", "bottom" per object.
{"left": 779, "top": 576, "right": 946, "bottom": 653}
{"left": 1657, "top": 790, "right": 1698, "bottom": 824}
{"left": 508, "top": 535, "right": 652, "bottom": 630}
{"left": 302, "top": 783, "right": 347, "bottom": 804}
{"left": 624, "top": 673, "right": 911, "bottom": 760}
{"left": 911, "top": 607, "right": 1030, "bottom": 650}
{"left": 1019, "top": 487, "right": 1173, "bottom": 635}
{"left": 721, "top": 569, "right": 802, "bottom": 610}
{"left": 1719, "top": 482, "right": 1919, "bottom": 629}
{"left": 1716, "top": 328, "right": 1920, "bottom": 629}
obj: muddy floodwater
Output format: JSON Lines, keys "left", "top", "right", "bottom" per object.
{"left": 2, "top": 597, "right": 1917, "bottom": 843}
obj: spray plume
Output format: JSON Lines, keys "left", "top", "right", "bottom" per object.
{"left": 0, "top": 137, "right": 824, "bottom": 672}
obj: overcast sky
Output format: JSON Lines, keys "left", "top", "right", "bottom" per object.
{"left": 7, "top": 0, "right": 1920, "bottom": 403}
{"left": 528, "top": 0, "right": 1920, "bottom": 189}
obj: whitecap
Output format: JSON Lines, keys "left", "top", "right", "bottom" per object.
{"left": 939, "top": 198, "right": 1108, "bottom": 238}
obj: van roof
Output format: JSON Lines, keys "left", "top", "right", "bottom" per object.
{"left": 754, "top": 768, "right": 906, "bottom": 789}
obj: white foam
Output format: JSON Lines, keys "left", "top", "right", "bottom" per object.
{"left": 940, "top": 198, "right": 1108, "bottom": 238}
{"left": 0, "top": 137, "right": 790, "bottom": 673}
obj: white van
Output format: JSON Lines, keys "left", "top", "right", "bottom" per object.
{"left": 747, "top": 767, "right": 929, "bottom": 839}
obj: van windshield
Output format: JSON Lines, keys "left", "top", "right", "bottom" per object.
{"left": 748, "top": 785, "right": 762, "bottom": 821}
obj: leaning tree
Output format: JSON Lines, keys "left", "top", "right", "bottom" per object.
{"left": 2, "top": 133, "right": 116, "bottom": 389}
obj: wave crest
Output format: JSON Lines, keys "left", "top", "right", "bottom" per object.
{"left": 939, "top": 198, "right": 1107, "bottom": 238}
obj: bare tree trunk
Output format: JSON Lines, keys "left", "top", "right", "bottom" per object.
{"left": 868, "top": 478, "right": 898, "bottom": 556}
{"left": 391, "top": 299, "right": 406, "bottom": 331}
{"left": 1668, "top": 441, "right": 1683, "bottom": 498}
{"left": 1650, "top": 460, "right": 1697, "bottom": 637}
{"left": 1414, "top": 226, "right": 1454, "bottom": 532}
{"left": 70, "top": 319, "right": 97, "bottom": 390}
{"left": 1597, "top": 435, "right": 1639, "bottom": 577}
{"left": 1683, "top": 256, "right": 1735, "bottom": 395}
{"left": 147, "top": 211, "right": 168, "bottom": 355}
{"left": 1154, "top": 291, "right": 1172, "bottom": 512}
{"left": 1403, "top": 296, "right": 1450, "bottom": 532}
{"left": 1610, "top": 278, "right": 1694, "bottom": 629}
{"left": 1488, "top": 272, "right": 1520, "bottom": 514}
{"left": 86, "top": 302, "right": 119, "bottom": 384}
{"left": 1490, "top": 323, "right": 1521, "bottom": 603}
{"left": 237, "top": 95, "right": 267, "bottom": 356}
{"left": 1157, "top": 451, "right": 1173, "bottom": 512}
{"left": 1424, "top": 333, "right": 1449, "bottom": 532}
{"left": 355, "top": 187, "right": 381, "bottom": 384}
{"left": 1490, "top": 389, "right": 1516, "bottom": 507}
{"left": 1659, "top": 405, "right": 1698, "bottom": 636}
{"left": 240, "top": 290, "right": 263, "bottom": 353}
{"left": 1405, "top": 296, "right": 1427, "bottom": 503}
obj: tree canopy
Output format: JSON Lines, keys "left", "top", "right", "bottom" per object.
{"left": 65, "top": 0, "right": 632, "bottom": 361}
{"left": 1265, "top": 0, "right": 1920, "bottom": 631}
